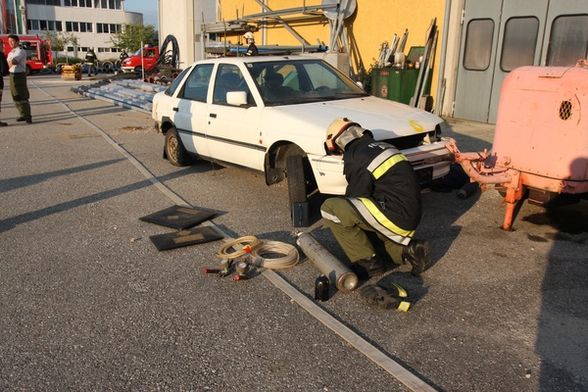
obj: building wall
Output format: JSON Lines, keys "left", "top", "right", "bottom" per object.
{"left": 217, "top": 0, "right": 445, "bottom": 104}
{"left": 24, "top": 1, "right": 143, "bottom": 60}
{"left": 158, "top": 0, "right": 191, "bottom": 68}
{"left": 158, "top": 0, "right": 218, "bottom": 67}
{"left": 158, "top": 0, "right": 448, "bottom": 110}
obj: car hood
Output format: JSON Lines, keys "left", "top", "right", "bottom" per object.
{"left": 262, "top": 95, "right": 442, "bottom": 154}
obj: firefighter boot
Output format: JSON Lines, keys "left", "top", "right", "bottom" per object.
{"left": 352, "top": 255, "right": 388, "bottom": 280}
{"left": 403, "top": 239, "right": 432, "bottom": 276}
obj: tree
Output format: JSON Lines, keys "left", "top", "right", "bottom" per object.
{"left": 42, "top": 31, "right": 79, "bottom": 63}
{"left": 111, "top": 24, "right": 158, "bottom": 52}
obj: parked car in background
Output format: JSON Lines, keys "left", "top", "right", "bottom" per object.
{"left": 152, "top": 55, "right": 453, "bottom": 210}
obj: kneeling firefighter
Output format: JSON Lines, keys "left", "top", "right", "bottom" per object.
{"left": 320, "top": 118, "right": 433, "bottom": 279}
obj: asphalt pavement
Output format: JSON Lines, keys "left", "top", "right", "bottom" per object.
{"left": 0, "top": 75, "right": 586, "bottom": 391}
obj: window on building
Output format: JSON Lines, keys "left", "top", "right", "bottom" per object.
{"left": 56, "top": 21, "right": 62, "bottom": 31}
{"left": 67, "top": 46, "right": 74, "bottom": 52}
{"left": 66, "top": 21, "right": 81, "bottom": 32}
{"left": 97, "top": 23, "right": 103, "bottom": 33}
{"left": 547, "top": 14, "right": 588, "bottom": 66}
{"left": 463, "top": 18, "right": 494, "bottom": 71}
{"left": 27, "top": 18, "right": 62, "bottom": 31}
{"left": 500, "top": 17, "right": 539, "bottom": 71}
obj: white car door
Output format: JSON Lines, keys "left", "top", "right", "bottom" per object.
{"left": 205, "top": 63, "right": 264, "bottom": 170}
{"left": 173, "top": 63, "right": 214, "bottom": 158}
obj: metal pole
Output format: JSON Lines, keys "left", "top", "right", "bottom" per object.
{"left": 434, "top": 0, "right": 452, "bottom": 116}
{"left": 140, "top": 40, "right": 144, "bottom": 80}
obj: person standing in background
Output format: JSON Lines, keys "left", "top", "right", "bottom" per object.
{"left": 7, "top": 35, "right": 32, "bottom": 124}
{"left": 0, "top": 45, "right": 9, "bottom": 126}
{"left": 85, "top": 48, "right": 97, "bottom": 77}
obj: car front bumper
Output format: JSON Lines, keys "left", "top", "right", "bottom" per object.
{"left": 308, "top": 140, "right": 454, "bottom": 195}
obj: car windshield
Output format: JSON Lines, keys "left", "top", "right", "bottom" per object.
{"left": 245, "top": 59, "right": 368, "bottom": 106}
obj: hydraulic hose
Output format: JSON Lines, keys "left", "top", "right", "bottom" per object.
{"left": 250, "top": 241, "right": 300, "bottom": 270}
{"left": 215, "top": 236, "right": 299, "bottom": 270}
{"left": 216, "top": 236, "right": 262, "bottom": 260}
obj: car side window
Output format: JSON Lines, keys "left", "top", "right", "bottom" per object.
{"left": 164, "top": 67, "right": 190, "bottom": 97}
{"left": 180, "top": 64, "right": 213, "bottom": 102}
{"left": 212, "top": 64, "right": 253, "bottom": 106}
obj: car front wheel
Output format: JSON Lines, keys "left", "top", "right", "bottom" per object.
{"left": 165, "top": 128, "right": 191, "bottom": 167}
{"left": 286, "top": 155, "right": 308, "bottom": 205}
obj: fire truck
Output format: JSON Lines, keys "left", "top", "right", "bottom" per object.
{"left": 0, "top": 35, "right": 53, "bottom": 74}
{"left": 120, "top": 45, "right": 159, "bottom": 74}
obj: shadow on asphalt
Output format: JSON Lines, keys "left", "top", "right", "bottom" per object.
{"left": 2, "top": 106, "right": 132, "bottom": 125}
{"left": 0, "top": 164, "right": 217, "bottom": 234}
{"left": 0, "top": 158, "right": 124, "bottom": 194}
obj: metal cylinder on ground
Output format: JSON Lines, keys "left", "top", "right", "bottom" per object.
{"left": 296, "top": 232, "right": 358, "bottom": 293}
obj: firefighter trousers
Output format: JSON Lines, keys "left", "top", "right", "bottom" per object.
{"left": 321, "top": 197, "right": 404, "bottom": 264}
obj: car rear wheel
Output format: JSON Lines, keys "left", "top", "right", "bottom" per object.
{"left": 165, "top": 128, "right": 191, "bottom": 167}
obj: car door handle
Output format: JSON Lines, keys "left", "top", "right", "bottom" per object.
{"left": 209, "top": 113, "right": 217, "bottom": 118}
{"left": 172, "top": 107, "right": 179, "bottom": 112}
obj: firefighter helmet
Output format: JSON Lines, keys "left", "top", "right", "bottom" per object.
{"left": 244, "top": 31, "right": 255, "bottom": 41}
{"left": 326, "top": 118, "right": 363, "bottom": 152}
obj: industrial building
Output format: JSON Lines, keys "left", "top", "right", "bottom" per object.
{"left": 0, "top": 0, "right": 143, "bottom": 60}
{"left": 158, "top": 0, "right": 588, "bottom": 124}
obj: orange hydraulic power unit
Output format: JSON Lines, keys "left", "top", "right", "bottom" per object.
{"left": 447, "top": 60, "right": 588, "bottom": 230}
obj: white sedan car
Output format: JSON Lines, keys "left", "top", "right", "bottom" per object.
{"left": 152, "top": 55, "right": 453, "bottom": 207}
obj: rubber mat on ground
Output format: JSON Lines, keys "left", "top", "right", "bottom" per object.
{"left": 150, "top": 226, "right": 224, "bottom": 251}
{"left": 140, "top": 205, "right": 216, "bottom": 230}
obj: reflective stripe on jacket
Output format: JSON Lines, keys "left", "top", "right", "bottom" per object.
{"left": 343, "top": 134, "right": 421, "bottom": 244}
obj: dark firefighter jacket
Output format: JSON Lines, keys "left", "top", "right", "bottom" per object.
{"left": 343, "top": 133, "right": 422, "bottom": 245}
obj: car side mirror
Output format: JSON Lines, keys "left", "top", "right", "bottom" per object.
{"left": 226, "top": 91, "right": 248, "bottom": 106}
{"left": 356, "top": 81, "right": 364, "bottom": 90}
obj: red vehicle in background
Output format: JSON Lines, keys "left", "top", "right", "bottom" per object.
{"left": 120, "top": 45, "right": 159, "bottom": 74}
{"left": 0, "top": 34, "right": 52, "bottom": 74}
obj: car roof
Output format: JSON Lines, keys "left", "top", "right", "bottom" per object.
{"left": 192, "top": 55, "right": 321, "bottom": 66}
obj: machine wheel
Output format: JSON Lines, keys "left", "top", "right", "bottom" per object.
{"left": 134, "top": 66, "right": 143, "bottom": 75}
{"left": 26, "top": 65, "right": 31, "bottom": 75}
{"left": 164, "top": 128, "right": 191, "bottom": 167}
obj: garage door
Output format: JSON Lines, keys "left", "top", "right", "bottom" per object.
{"left": 453, "top": 0, "right": 588, "bottom": 124}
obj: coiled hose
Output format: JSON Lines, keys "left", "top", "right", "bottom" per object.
{"left": 216, "top": 236, "right": 299, "bottom": 270}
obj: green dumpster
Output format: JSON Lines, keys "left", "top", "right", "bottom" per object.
{"left": 371, "top": 68, "right": 431, "bottom": 105}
